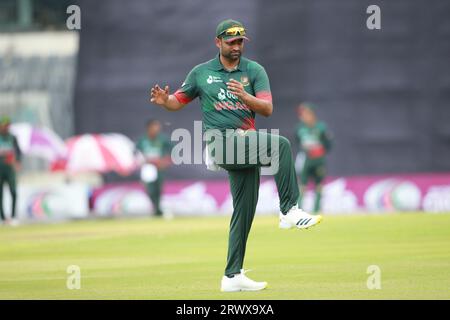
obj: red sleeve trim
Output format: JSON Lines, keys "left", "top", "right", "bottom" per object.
{"left": 240, "top": 117, "right": 256, "bottom": 130}
{"left": 174, "top": 89, "right": 194, "bottom": 104}
{"left": 256, "top": 91, "right": 272, "bottom": 103}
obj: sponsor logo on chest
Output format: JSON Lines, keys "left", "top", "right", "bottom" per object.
{"left": 206, "top": 75, "right": 223, "bottom": 84}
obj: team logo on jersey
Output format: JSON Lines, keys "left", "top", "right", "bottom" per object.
{"left": 240, "top": 76, "right": 249, "bottom": 86}
{"left": 207, "top": 75, "right": 223, "bottom": 84}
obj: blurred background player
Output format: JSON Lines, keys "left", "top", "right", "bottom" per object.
{"left": 295, "top": 103, "right": 332, "bottom": 214}
{"left": 136, "top": 119, "right": 172, "bottom": 217}
{"left": 0, "top": 117, "right": 22, "bottom": 226}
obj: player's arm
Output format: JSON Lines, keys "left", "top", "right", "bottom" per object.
{"left": 227, "top": 64, "right": 273, "bottom": 117}
{"left": 150, "top": 67, "right": 199, "bottom": 111}
{"left": 227, "top": 79, "right": 272, "bottom": 117}
{"left": 12, "top": 136, "right": 22, "bottom": 170}
{"left": 149, "top": 85, "right": 186, "bottom": 111}
{"left": 13, "top": 136, "right": 22, "bottom": 163}
{"left": 321, "top": 126, "right": 333, "bottom": 152}
{"left": 134, "top": 138, "right": 147, "bottom": 166}
{"left": 157, "top": 137, "right": 173, "bottom": 170}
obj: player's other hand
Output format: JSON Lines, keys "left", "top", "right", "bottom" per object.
{"left": 227, "top": 79, "right": 247, "bottom": 99}
{"left": 150, "top": 84, "right": 169, "bottom": 105}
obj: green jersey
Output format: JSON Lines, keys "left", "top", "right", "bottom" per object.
{"left": 295, "top": 122, "right": 332, "bottom": 160}
{"left": 0, "top": 133, "right": 21, "bottom": 167}
{"left": 174, "top": 54, "right": 272, "bottom": 132}
{"left": 136, "top": 134, "right": 172, "bottom": 161}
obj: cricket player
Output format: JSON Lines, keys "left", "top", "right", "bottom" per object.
{"left": 136, "top": 119, "right": 172, "bottom": 217}
{"left": 295, "top": 103, "right": 332, "bottom": 213}
{"left": 149, "top": 19, "right": 322, "bottom": 292}
{"left": 0, "top": 116, "right": 22, "bottom": 226}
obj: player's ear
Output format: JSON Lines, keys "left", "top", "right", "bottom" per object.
{"left": 215, "top": 37, "right": 221, "bottom": 49}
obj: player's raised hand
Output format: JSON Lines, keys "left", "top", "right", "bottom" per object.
{"left": 150, "top": 84, "right": 170, "bottom": 105}
{"left": 227, "top": 79, "right": 247, "bottom": 99}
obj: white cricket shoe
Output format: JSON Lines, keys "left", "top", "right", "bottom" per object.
{"left": 10, "top": 219, "right": 20, "bottom": 227}
{"left": 220, "top": 269, "right": 268, "bottom": 292}
{"left": 279, "top": 206, "right": 323, "bottom": 230}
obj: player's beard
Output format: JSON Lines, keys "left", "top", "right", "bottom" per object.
{"left": 222, "top": 49, "right": 241, "bottom": 61}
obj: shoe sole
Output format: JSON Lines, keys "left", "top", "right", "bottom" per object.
{"left": 279, "top": 215, "right": 323, "bottom": 230}
{"left": 221, "top": 284, "right": 268, "bottom": 292}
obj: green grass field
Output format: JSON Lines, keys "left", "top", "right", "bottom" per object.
{"left": 0, "top": 213, "right": 449, "bottom": 300}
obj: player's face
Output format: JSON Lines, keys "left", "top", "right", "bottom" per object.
{"left": 0, "top": 124, "right": 9, "bottom": 135}
{"left": 301, "top": 108, "right": 316, "bottom": 126}
{"left": 216, "top": 38, "right": 244, "bottom": 61}
{"left": 147, "top": 122, "right": 161, "bottom": 138}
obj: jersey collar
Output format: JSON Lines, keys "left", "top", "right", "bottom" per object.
{"left": 210, "top": 54, "right": 248, "bottom": 72}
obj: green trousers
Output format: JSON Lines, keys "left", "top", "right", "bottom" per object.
{"left": 145, "top": 171, "right": 164, "bottom": 216}
{"left": 213, "top": 130, "right": 299, "bottom": 276}
{"left": 298, "top": 157, "right": 326, "bottom": 213}
{"left": 0, "top": 165, "right": 17, "bottom": 221}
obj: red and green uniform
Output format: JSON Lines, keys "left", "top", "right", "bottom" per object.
{"left": 136, "top": 134, "right": 172, "bottom": 216}
{"left": 174, "top": 54, "right": 272, "bottom": 133}
{"left": 175, "top": 54, "right": 300, "bottom": 276}
{"left": 0, "top": 133, "right": 21, "bottom": 221}
{"left": 295, "top": 121, "right": 332, "bottom": 212}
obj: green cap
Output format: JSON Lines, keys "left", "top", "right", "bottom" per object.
{"left": 216, "top": 19, "right": 249, "bottom": 42}
{"left": 0, "top": 116, "right": 11, "bottom": 126}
